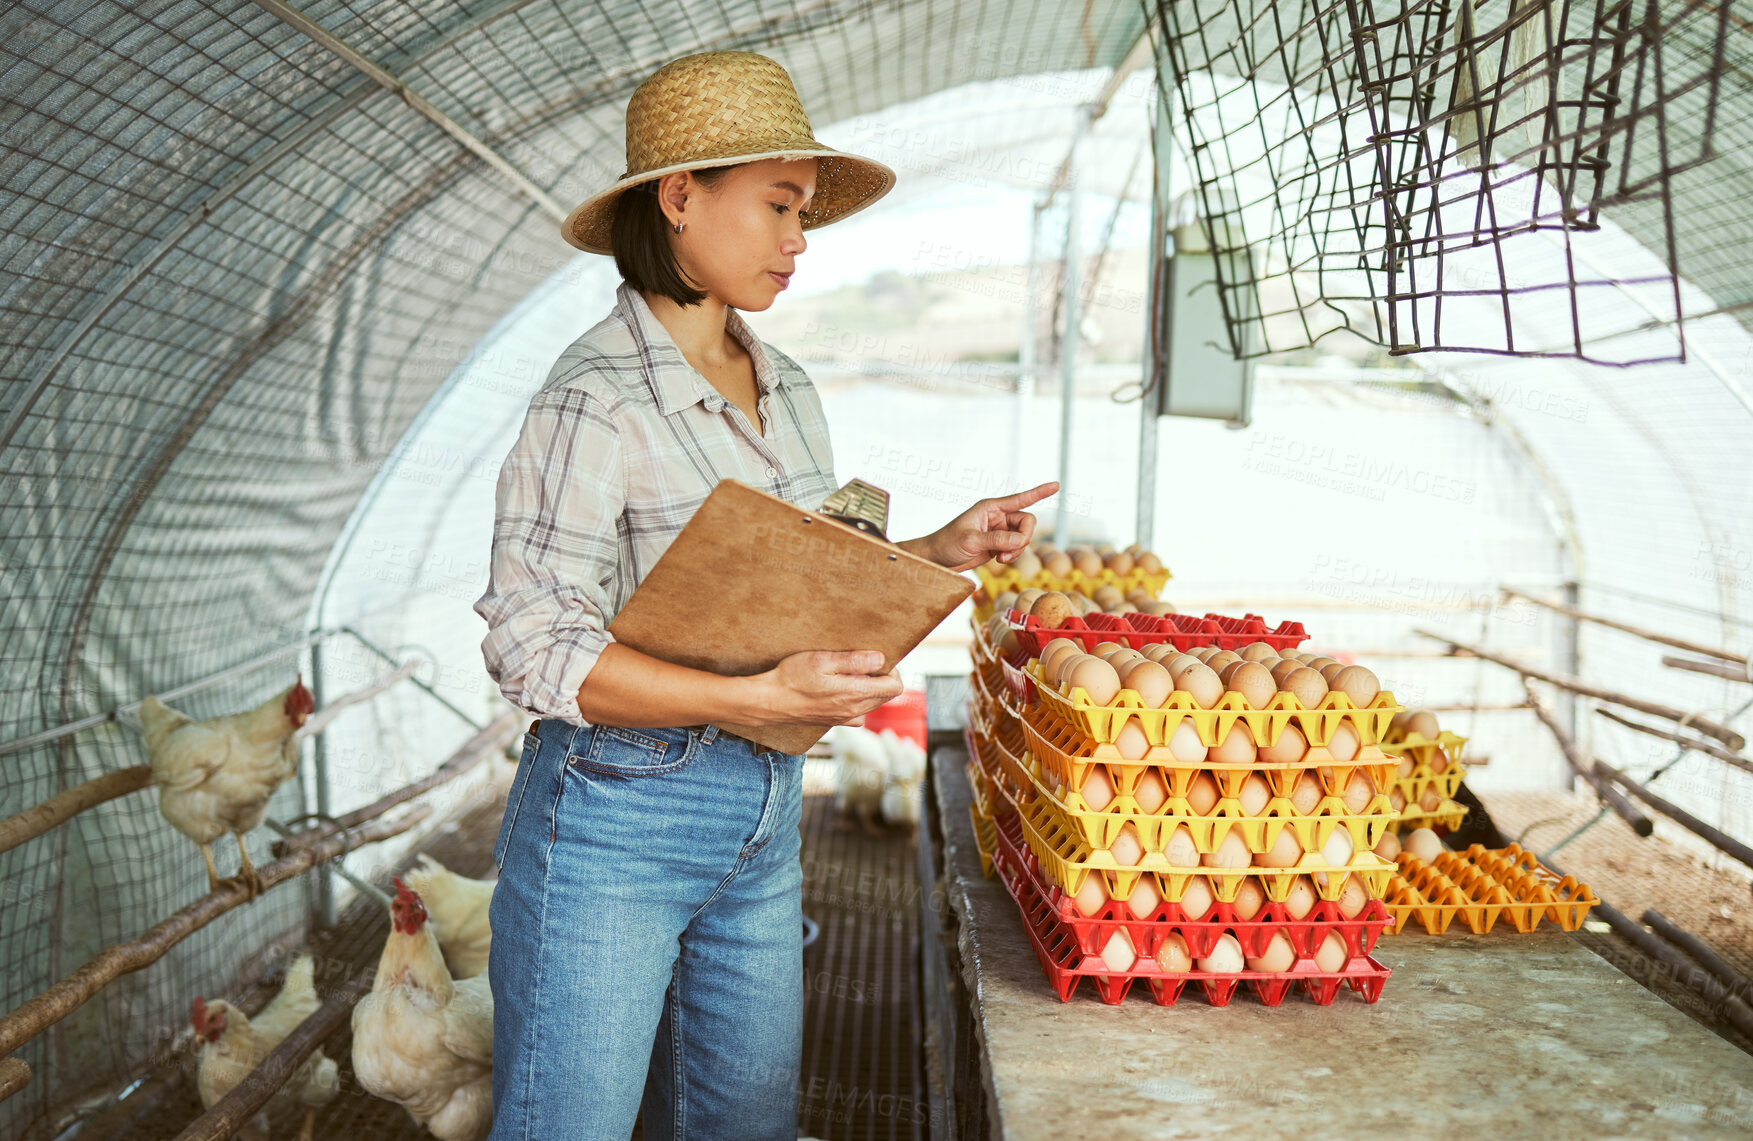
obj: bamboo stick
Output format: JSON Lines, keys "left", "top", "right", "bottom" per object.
{"left": 1592, "top": 760, "right": 1753, "bottom": 874}
{"left": 0, "top": 766, "right": 152, "bottom": 856}
{"left": 0, "top": 807, "right": 424, "bottom": 1065}
{"left": 1503, "top": 587, "right": 1750, "bottom": 665}
{"left": 169, "top": 964, "right": 374, "bottom": 1141}
{"left": 1595, "top": 708, "right": 1753, "bottom": 779}
{"left": 1662, "top": 654, "right": 1753, "bottom": 684}
{"left": 1413, "top": 628, "right": 1746, "bottom": 751}
{"left": 1565, "top": 890, "right": 1753, "bottom": 1040}
{"left": 1523, "top": 683, "right": 1652, "bottom": 836}
{"left": 271, "top": 710, "right": 519, "bottom": 860}
{"left": 0, "top": 1058, "right": 28, "bottom": 1101}
{"left": 1641, "top": 909, "right": 1753, "bottom": 1002}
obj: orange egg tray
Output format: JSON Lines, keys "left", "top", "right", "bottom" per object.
{"left": 966, "top": 720, "right": 1031, "bottom": 807}
{"left": 1381, "top": 844, "right": 1599, "bottom": 935}
{"left": 997, "top": 772, "right": 1397, "bottom": 905}
{"left": 990, "top": 816, "right": 1391, "bottom": 1007}
{"left": 994, "top": 808, "right": 1392, "bottom": 961}
{"left": 976, "top": 563, "right": 1173, "bottom": 603}
{"left": 1021, "top": 702, "right": 1398, "bottom": 792}
{"left": 1029, "top": 660, "right": 1402, "bottom": 750}
{"left": 1006, "top": 608, "right": 1304, "bottom": 658}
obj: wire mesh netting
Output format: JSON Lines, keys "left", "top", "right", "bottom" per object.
{"left": 1144, "top": 0, "right": 1732, "bottom": 362}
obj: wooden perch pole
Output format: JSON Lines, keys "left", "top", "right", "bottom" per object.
{"left": 1523, "top": 682, "right": 1652, "bottom": 836}
{"left": 1593, "top": 760, "right": 1753, "bottom": 874}
{"left": 1503, "top": 587, "right": 1750, "bottom": 664}
{"left": 272, "top": 710, "right": 519, "bottom": 860}
{"left": 169, "top": 964, "right": 375, "bottom": 1141}
{"left": 0, "top": 1058, "right": 29, "bottom": 1101}
{"left": 1595, "top": 707, "right": 1753, "bottom": 779}
{"left": 0, "top": 807, "right": 423, "bottom": 1065}
{"left": 1662, "top": 654, "right": 1753, "bottom": 684}
{"left": 1641, "top": 908, "right": 1753, "bottom": 1002}
{"left": 0, "top": 766, "right": 152, "bottom": 856}
{"left": 1413, "top": 628, "right": 1746, "bottom": 751}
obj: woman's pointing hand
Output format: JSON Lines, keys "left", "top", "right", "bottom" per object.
{"left": 903, "top": 481, "right": 1060, "bottom": 573}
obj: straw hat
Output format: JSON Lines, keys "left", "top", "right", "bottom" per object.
{"left": 561, "top": 51, "right": 897, "bottom": 254}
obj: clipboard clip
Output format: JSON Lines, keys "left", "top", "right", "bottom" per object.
{"left": 817, "top": 478, "right": 891, "bottom": 542}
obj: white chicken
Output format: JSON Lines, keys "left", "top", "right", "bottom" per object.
{"left": 191, "top": 953, "right": 339, "bottom": 1141}
{"left": 878, "top": 729, "right": 926, "bottom": 831}
{"left": 352, "top": 877, "right": 494, "bottom": 1141}
{"left": 401, "top": 854, "right": 494, "bottom": 979}
{"left": 827, "top": 725, "right": 926, "bottom": 834}
{"left": 140, "top": 676, "right": 315, "bottom": 898}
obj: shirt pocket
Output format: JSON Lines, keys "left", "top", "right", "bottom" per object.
{"left": 492, "top": 730, "right": 543, "bottom": 871}
{"left": 568, "top": 723, "right": 700, "bottom": 776}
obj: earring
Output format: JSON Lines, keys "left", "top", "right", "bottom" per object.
{"left": 672, "top": 221, "right": 684, "bottom": 234}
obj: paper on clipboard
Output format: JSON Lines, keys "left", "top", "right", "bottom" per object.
{"left": 606, "top": 479, "right": 975, "bottom": 753}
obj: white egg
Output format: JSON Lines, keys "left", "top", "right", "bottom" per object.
{"left": 1099, "top": 928, "right": 1137, "bottom": 973}
{"left": 1073, "top": 874, "right": 1108, "bottom": 917}
{"left": 1196, "top": 933, "right": 1245, "bottom": 974}
{"left": 1405, "top": 827, "right": 1444, "bottom": 862}
{"left": 1126, "top": 877, "right": 1162, "bottom": 920}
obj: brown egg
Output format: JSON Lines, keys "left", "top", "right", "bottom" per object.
{"left": 1167, "top": 721, "right": 1209, "bottom": 763}
{"left": 1246, "top": 932, "right": 1297, "bottom": 973}
{"left": 1105, "top": 551, "right": 1135, "bottom": 576}
{"left": 1289, "top": 772, "right": 1323, "bottom": 815}
{"left": 1144, "top": 600, "right": 1178, "bottom": 616}
{"left": 1134, "top": 768, "right": 1169, "bottom": 814}
{"left": 1011, "top": 550, "right": 1043, "bottom": 578}
{"left": 1073, "top": 874, "right": 1108, "bottom": 917}
{"left": 1126, "top": 589, "right": 1155, "bottom": 607}
{"left": 1283, "top": 875, "right": 1318, "bottom": 919}
{"left": 1332, "top": 665, "right": 1380, "bottom": 706}
{"left": 1164, "top": 824, "right": 1201, "bottom": 867}
{"left": 1259, "top": 723, "right": 1308, "bottom": 765}
{"left": 1238, "top": 773, "right": 1272, "bottom": 815}
{"left": 1155, "top": 932, "right": 1193, "bottom": 973}
{"left": 1231, "top": 878, "right": 1267, "bottom": 919}
{"left": 1073, "top": 550, "right": 1103, "bottom": 577}
{"left": 1080, "top": 766, "right": 1117, "bottom": 811}
{"left": 1185, "top": 771, "right": 1221, "bottom": 815}
{"left": 1047, "top": 652, "right": 1089, "bottom": 687}
{"left": 1127, "top": 877, "right": 1161, "bottom": 920}
{"left": 1014, "top": 588, "right": 1045, "bottom": 613}
{"left": 1395, "top": 751, "right": 1416, "bottom": 779}
{"left": 1257, "top": 826, "right": 1303, "bottom": 868}
{"left": 1319, "top": 662, "right": 1348, "bottom": 685}
{"left": 1388, "top": 788, "right": 1408, "bottom": 812}
{"left": 1100, "top": 928, "right": 1137, "bottom": 973}
{"left": 1039, "top": 637, "right": 1081, "bottom": 677}
{"left": 1175, "top": 662, "right": 1224, "bottom": 708}
{"left": 1269, "top": 659, "right": 1304, "bottom": 687}
{"left": 1429, "top": 750, "right": 1450, "bottom": 775}
{"left": 1206, "top": 650, "right": 1243, "bottom": 675}
{"left": 1314, "top": 930, "right": 1349, "bottom": 972}
{"left": 1197, "top": 932, "right": 1244, "bottom": 974}
{"left": 1375, "top": 831, "right": 1402, "bottom": 860}
{"left": 1178, "top": 875, "right": 1215, "bottom": 919}
{"left": 1109, "top": 602, "right": 1139, "bottom": 614}
{"left": 1408, "top": 711, "right": 1441, "bottom": 740}
{"left": 1092, "top": 584, "right": 1125, "bottom": 609}
{"left": 1419, "top": 786, "right": 1443, "bottom": 813}
{"left": 1140, "top": 642, "right": 1177, "bottom": 663}
{"left": 1065, "top": 656, "right": 1121, "bottom": 704}
{"left": 1227, "top": 662, "right": 1277, "bottom": 709}
{"left": 993, "top": 590, "right": 1019, "bottom": 613}
{"left": 1202, "top": 829, "right": 1253, "bottom": 869}
{"left": 1282, "top": 666, "right": 1330, "bottom": 708}
{"left": 1136, "top": 551, "right": 1164, "bottom": 574}
{"left": 1043, "top": 550, "right": 1073, "bottom": 577}
{"left": 1115, "top": 720, "right": 1151, "bottom": 760}
{"left": 1306, "top": 656, "right": 1339, "bottom": 671}
{"left": 1341, "top": 769, "right": 1375, "bottom": 813}
{"left": 1208, "top": 723, "right": 1257, "bottom": 765}
{"left": 1109, "top": 822, "right": 1146, "bottom": 867}
{"left": 1107, "top": 648, "right": 1148, "bottom": 673}
{"left": 1239, "top": 641, "right": 1279, "bottom": 664}
{"left": 1389, "top": 710, "right": 1412, "bottom": 735}
{"left": 1091, "top": 640, "right": 1124, "bottom": 659}
{"left": 1327, "top": 721, "right": 1361, "bottom": 762}
{"left": 1335, "top": 875, "right": 1369, "bottom": 919}
{"left": 1030, "top": 591, "right": 1074, "bottom": 628}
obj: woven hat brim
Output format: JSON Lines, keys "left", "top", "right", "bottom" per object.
{"left": 561, "top": 148, "right": 897, "bottom": 255}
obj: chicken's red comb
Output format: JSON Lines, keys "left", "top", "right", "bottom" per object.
{"left": 190, "top": 996, "right": 206, "bottom": 1031}
{"left": 285, "top": 673, "right": 316, "bottom": 719}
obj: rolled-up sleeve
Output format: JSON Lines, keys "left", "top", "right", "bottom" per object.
{"left": 473, "top": 388, "right": 623, "bottom": 724}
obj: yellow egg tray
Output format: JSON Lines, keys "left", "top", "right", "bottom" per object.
{"left": 970, "top": 802, "right": 1000, "bottom": 879}
{"left": 1384, "top": 797, "right": 1467, "bottom": 834}
{"left": 1387, "top": 768, "right": 1467, "bottom": 821}
{"left": 967, "top": 719, "right": 1032, "bottom": 807}
{"left": 1028, "top": 660, "right": 1402, "bottom": 750}
{"left": 976, "top": 563, "right": 1173, "bottom": 603}
{"left": 967, "top": 668, "right": 1006, "bottom": 729}
{"left": 1022, "top": 702, "right": 1398, "bottom": 795}
{"left": 996, "top": 778, "right": 1397, "bottom": 905}
{"left": 1023, "top": 762, "right": 1395, "bottom": 867}
{"left": 1381, "top": 729, "right": 1468, "bottom": 770}
{"left": 1381, "top": 844, "right": 1599, "bottom": 935}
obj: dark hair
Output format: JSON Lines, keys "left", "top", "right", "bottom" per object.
{"left": 611, "top": 165, "right": 738, "bottom": 307}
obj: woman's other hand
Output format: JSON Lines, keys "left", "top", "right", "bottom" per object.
{"left": 901, "top": 481, "right": 1059, "bottom": 572}
{"left": 745, "top": 649, "right": 903, "bottom": 728}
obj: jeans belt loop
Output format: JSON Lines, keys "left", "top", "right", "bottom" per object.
{"left": 700, "top": 724, "right": 720, "bottom": 746}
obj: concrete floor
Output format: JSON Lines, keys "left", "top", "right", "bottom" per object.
{"left": 933, "top": 745, "right": 1753, "bottom": 1140}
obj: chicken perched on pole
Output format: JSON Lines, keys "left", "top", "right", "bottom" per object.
{"left": 191, "top": 953, "right": 339, "bottom": 1141}
{"left": 352, "top": 877, "right": 495, "bottom": 1141}
{"left": 139, "top": 676, "right": 315, "bottom": 898}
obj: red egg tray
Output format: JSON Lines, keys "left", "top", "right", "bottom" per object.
{"left": 990, "top": 819, "right": 1391, "bottom": 1007}
{"left": 1006, "top": 609, "right": 1309, "bottom": 657}
{"left": 992, "top": 808, "right": 1391, "bottom": 961}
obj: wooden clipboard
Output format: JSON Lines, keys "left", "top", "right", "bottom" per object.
{"left": 606, "top": 479, "right": 975, "bottom": 753}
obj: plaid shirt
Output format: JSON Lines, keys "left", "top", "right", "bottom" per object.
{"left": 473, "top": 280, "right": 840, "bottom": 726}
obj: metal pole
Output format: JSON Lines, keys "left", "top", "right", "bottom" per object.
{"left": 310, "top": 641, "right": 336, "bottom": 928}
{"left": 1015, "top": 201, "right": 1042, "bottom": 495}
{"left": 1054, "top": 108, "right": 1090, "bottom": 546}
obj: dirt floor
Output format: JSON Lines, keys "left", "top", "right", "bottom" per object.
{"left": 1480, "top": 787, "right": 1753, "bottom": 1056}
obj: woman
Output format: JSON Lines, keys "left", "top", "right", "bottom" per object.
{"left": 473, "top": 51, "right": 1055, "bottom": 1141}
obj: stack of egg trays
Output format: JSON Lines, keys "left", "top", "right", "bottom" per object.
{"left": 990, "top": 807, "right": 1392, "bottom": 1007}
{"left": 1382, "top": 843, "right": 1600, "bottom": 935}
{"left": 1006, "top": 609, "right": 1306, "bottom": 658}
{"left": 1008, "top": 704, "right": 1398, "bottom": 904}
{"left": 1380, "top": 728, "right": 1469, "bottom": 834}
{"left": 975, "top": 561, "right": 1172, "bottom": 605}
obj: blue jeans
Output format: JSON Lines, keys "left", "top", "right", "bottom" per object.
{"left": 485, "top": 719, "right": 805, "bottom": 1141}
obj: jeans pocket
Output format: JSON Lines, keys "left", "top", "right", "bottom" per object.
{"left": 493, "top": 730, "right": 543, "bottom": 871}
{"left": 569, "top": 724, "right": 700, "bottom": 777}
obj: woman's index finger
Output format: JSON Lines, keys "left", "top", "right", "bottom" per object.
{"left": 994, "top": 481, "right": 1059, "bottom": 511}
